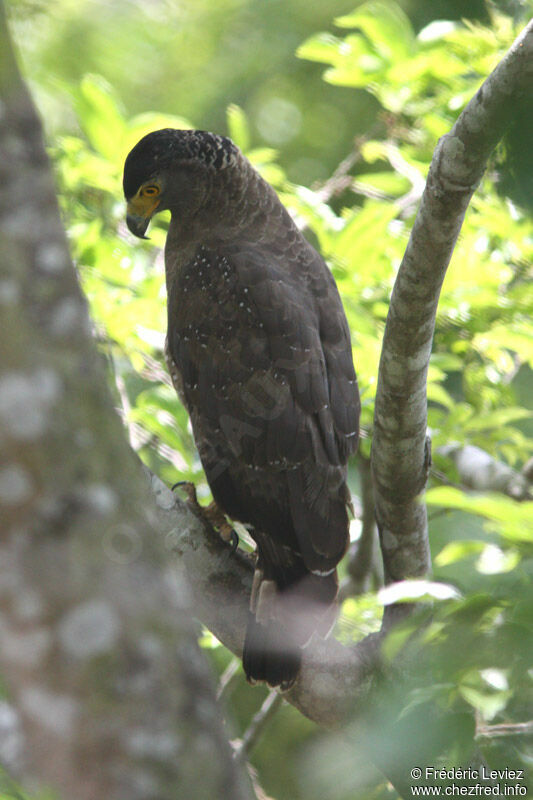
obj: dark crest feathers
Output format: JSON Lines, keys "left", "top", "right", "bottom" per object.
{"left": 123, "top": 128, "right": 238, "bottom": 199}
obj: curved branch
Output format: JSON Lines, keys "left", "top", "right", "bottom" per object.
{"left": 148, "top": 472, "right": 381, "bottom": 727}
{"left": 371, "top": 21, "right": 533, "bottom": 614}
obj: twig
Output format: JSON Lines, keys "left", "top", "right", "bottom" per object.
{"left": 315, "top": 137, "right": 366, "bottom": 203}
{"left": 234, "top": 691, "right": 284, "bottom": 762}
{"left": 114, "top": 373, "right": 143, "bottom": 451}
{"left": 140, "top": 352, "right": 173, "bottom": 386}
{"left": 476, "top": 720, "right": 533, "bottom": 740}
{"left": 351, "top": 179, "right": 391, "bottom": 202}
{"left": 217, "top": 656, "right": 242, "bottom": 701}
{"left": 245, "top": 762, "right": 277, "bottom": 800}
{"left": 383, "top": 142, "right": 425, "bottom": 190}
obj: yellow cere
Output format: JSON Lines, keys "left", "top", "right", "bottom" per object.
{"left": 127, "top": 183, "right": 161, "bottom": 219}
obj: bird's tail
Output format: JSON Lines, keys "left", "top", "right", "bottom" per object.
{"left": 243, "top": 610, "right": 301, "bottom": 690}
{"left": 242, "top": 567, "right": 339, "bottom": 690}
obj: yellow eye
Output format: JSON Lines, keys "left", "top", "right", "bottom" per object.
{"left": 142, "top": 185, "right": 159, "bottom": 197}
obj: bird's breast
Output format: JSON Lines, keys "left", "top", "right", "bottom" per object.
{"left": 167, "top": 245, "right": 271, "bottom": 396}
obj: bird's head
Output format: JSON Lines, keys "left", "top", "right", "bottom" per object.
{"left": 123, "top": 128, "right": 240, "bottom": 239}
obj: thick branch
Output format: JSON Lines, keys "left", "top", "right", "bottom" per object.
{"left": 438, "top": 444, "right": 531, "bottom": 500}
{"left": 371, "top": 22, "right": 533, "bottom": 604}
{"left": 149, "top": 473, "right": 381, "bottom": 727}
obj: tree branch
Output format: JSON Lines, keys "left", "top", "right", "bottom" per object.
{"left": 476, "top": 720, "right": 533, "bottom": 740}
{"left": 148, "top": 472, "right": 381, "bottom": 727}
{"left": 371, "top": 21, "right": 533, "bottom": 625}
{"left": 437, "top": 443, "right": 531, "bottom": 500}
{"left": 234, "top": 691, "right": 283, "bottom": 761}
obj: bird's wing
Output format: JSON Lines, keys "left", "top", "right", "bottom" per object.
{"left": 167, "top": 242, "right": 358, "bottom": 569}
{"left": 231, "top": 242, "right": 360, "bottom": 465}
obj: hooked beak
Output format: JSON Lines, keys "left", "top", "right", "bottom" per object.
{"left": 126, "top": 212, "right": 150, "bottom": 239}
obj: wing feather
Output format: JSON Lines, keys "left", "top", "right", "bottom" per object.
{"left": 167, "top": 240, "right": 359, "bottom": 572}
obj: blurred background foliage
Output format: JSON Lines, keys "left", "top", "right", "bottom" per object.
{"left": 5, "top": 0, "right": 533, "bottom": 798}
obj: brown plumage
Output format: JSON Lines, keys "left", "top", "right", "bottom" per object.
{"left": 123, "top": 129, "right": 360, "bottom": 688}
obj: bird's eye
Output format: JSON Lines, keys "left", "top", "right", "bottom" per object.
{"left": 142, "top": 185, "right": 160, "bottom": 197}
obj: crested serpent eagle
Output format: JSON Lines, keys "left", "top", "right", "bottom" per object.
{"left": 123, "top": 129, "right": 360, "bottom": 689}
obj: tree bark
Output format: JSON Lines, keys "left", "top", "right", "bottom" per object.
{"left": 438, "top": 443, "right": 531, "bottom": 499}
{"left": 0, "top": 4, "right": 252, "bottom": 798}
{"left": 149, "top": 472, "right": 380, "bottom": 727}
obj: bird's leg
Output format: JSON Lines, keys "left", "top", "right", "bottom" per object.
{"left": 249, "top": 568, "right": 264, "bottom": 613}
{"left": 172, "top": 481, "right": 239, "bottom": 552}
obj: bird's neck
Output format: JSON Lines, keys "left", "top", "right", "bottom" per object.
{"left": 164, "top": 156, "right": 300, "bottom": 288}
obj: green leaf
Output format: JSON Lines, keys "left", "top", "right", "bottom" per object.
{"left": 226, "top": 104, "right": 251, "bottom": 151}
{"left": 296, "top": 32, "right": 344, "bottom": 66}
{"left": 247, "top": 147, "right": 280, "bottom": 164}
{"left": 458, "top": 683, "right": 512, "bottom": 720}
{"left": 435, "top": 540, "right": 485, "bottom": 567}
{"left": 430, "top": 352, "right": 464, "bottom": 371}
{"left": 335, "top": 1, "right": 415, "bottom": 62}
{"left": 473, "top": 323, "right": 533, "bottom": 367}
{"left": 323, "top": 39, "right": 384, "bottom": 87}
{"left": 463, "top": 407, "right": 532, "bottom": 432}
{"left": 334, "top": 201, "right": 397, "bottom": 262}
{"left": 378, "top": 579, "right": 461, "bottom": 605}
{"left": 75, "top": 74, "right": 126, "bottom": 161}
{"left": 198, "top": 628, "right": 222, "bottom": 649}
{"left": 427, "top": 382, "right": 454, "bottom": 410}
{"left": 355, "top": 171, "right": 410, "bottom": 196}
{"left": 425, "top": 487, "right": 533, "bottom": 544}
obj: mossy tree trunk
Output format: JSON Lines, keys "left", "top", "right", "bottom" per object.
{"left": 0, "top": 4, "right": 252, "bottom": 798}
